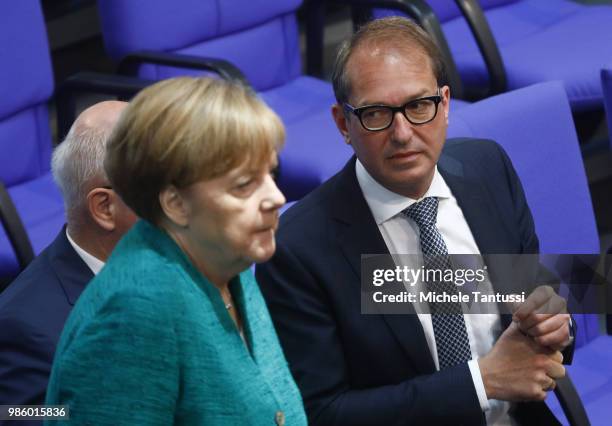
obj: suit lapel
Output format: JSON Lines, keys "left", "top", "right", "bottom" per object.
{"left": 48, "top": 227, "right": 95, "bottom": 305}
{"left": 438, "top": 154, "right": 514, "bottom": 328}
{"left": 330, "top": 151, "right": 517, "bottom": 371}
{"left": 331, "top": 158, "right": 436, "bottom": 373}
{"left": 438, "top": 154, "right": 501, "bottom": 256}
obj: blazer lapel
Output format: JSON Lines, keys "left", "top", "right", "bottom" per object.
{"left": 331, "top": 158, "right": 436, "bottom": 373}
{"left": 438, "top": 155, "right": 501, "bottom": 256}
{"left": 438, "top": 155, "right": 514, "bottom": 328}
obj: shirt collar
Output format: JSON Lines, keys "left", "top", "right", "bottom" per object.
{"left": 355, "top": 159, "right": 452, "bottom": 225}
{"left": 66, "top": 229, "right": 105, "bottom": 275}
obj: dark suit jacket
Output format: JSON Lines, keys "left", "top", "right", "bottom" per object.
{"left": 257, "top": 139, "right": 565, "bottom": 425}
{"left": 0, "top": 227, "right": 92, "bottom": 423}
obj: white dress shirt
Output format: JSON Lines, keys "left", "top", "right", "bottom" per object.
{"left": 66, "top": 229, "right": 105, "bottom": 275}
{"left": 356, "top": 160, "right": 516, "bottom": 426}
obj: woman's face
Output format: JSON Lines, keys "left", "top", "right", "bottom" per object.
{"left": 179, "top": 153, "right": 286, "bottom": 272}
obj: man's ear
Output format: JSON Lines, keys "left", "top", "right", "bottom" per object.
{"left": 87, "top": 188, "right": 115, "bottom": 231}
{"left": 441, "top": 85, "right": 451, "bottom": 125}
{"left": 159, "top": 185, "right": 189, "bottom": 228}
{"left": 331, "top": 104, "right": 351, "bottom": 145}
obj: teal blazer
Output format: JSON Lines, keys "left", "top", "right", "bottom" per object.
{"left": 45, "top": 221, "right": 307, "bottom": 425}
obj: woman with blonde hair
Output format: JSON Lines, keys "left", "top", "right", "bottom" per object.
{"left": 45, "top": 77, "right": 306, "bottom": 425}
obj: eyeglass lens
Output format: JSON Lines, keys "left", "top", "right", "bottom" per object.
{"left": 361, "top": 98, "right": 438, "bottom": 130}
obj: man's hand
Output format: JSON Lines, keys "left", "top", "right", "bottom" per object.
{"left": 479, "top": 322, "right": 565, "bottom": 402}
{"left": 512, "top": 285, "right": 571, "bottom": 351}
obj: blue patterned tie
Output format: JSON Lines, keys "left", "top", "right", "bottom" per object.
{"left": 403, "top": 197, "right": 472, "bottom": 369}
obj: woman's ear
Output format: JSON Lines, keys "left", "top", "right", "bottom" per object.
{"left": 159, "top": 185, "right": 189, "bottom": 228}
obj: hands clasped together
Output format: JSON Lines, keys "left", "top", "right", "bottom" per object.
{"left": 479, "top": 285, "right": 572, "bottom": 401}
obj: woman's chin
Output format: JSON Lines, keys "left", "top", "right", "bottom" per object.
{"left": 247, "top": 241, "right": 277, "bottom": 265}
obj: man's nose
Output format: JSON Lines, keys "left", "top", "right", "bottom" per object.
{"left": 390, "top": 111, "right": 415, "bottom": 142}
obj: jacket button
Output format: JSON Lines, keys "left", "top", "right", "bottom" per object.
{"left": 275, "top": 410, "right": 285, "bottom": 426}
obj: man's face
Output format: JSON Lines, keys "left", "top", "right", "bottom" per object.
{"left": 332, "top": 45, "right": 450, "bottom": 198}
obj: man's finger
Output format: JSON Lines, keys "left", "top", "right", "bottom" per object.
{"left": 539, "top": 295, "right": 567, "bottom": 316}
{"left": 526, "top": 313, "right": 570, "bottom": 337}
{"left": 534, "top": 319, "right": 571, "bottom": 349}
{"left": 518, "top": 312, "right": 554, "bottom": 332}
{"left": 545, "top": 358, "right": 566, "bottom": 380}
{"left": 513, "top": 285, "right": 555, "bottom": 321}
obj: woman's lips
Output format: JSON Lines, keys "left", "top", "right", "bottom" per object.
{"left": 255, "top": 222, "right": 278, "bottom": 234}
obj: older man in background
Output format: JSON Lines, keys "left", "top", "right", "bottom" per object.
{"left": 0, "top": 101, "right": 136, "bottom": 413}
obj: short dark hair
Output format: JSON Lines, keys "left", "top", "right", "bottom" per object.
{"left": 331, "top": 16, "right": 448, "bottom": 105}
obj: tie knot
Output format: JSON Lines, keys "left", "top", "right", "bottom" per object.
{"left": 402, "top": 197, "right": 439, "bottom": 227}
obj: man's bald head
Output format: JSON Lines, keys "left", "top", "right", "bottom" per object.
{"left": 52, "top": 101, "right": 128, "bottom": 224}
{"left": 72, "top": 101, "right": 127, "bottom": 138}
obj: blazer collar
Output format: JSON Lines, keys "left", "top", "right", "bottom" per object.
{"left": 330, "top": 154, "right": 501, "bottom": 278}
{"left": 437, "top": 153, "right": 503, "bottom": 256}
{"left": 330, "top": 157, "right": 435, "bottom": 373}
{"left": 329, "top": 152, "right": 514, "bottom": 370}
{"left": 48, "top": 226, "right": 95, "bottom": 305}
{"left": 436, "top": 154, "right": 514, "bottom": 327}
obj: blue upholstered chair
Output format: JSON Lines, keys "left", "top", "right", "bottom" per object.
{"left": 448, "top": 81, "right": 599, "bottom": 255}
{"left": 0, "top": 1, "right": 65, "bottom": 284}
{"left": 377, "top": 0, "right": 612, "bottom": 114}
{"left": 448, "top": 80, "right": 610, "bottom": 426}
{"left": 0, "top": 1, "right": 152, "bottom": 288}
{"left": 96, "top": 0, "right": 349, "bottom": 202}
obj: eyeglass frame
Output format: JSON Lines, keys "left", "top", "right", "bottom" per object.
{"left": 343, "top": 88, "right": 443, "bottom": 131}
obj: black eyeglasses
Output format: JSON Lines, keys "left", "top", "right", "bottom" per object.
{"left": 343, "top": 88, "right": 443, "bottom": 131}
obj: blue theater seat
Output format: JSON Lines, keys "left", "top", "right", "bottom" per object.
{"left": 551, "top": 313, "right": 612, "bottom": 426}
{"left": 0, "top": 1, "right": 65, "bottom": 283}
{"left": 448, "top": 80, "right": 609, "bottom": 425}
{"left": 376, "top": 0, "right": 612, "bottom": 113}
{"left": 0, "top": 2, "right": 153, "bottom": 288}
{"left": 448, "top": 81, "right": 598, "bottom": 255}
{"left": 97, "top": 0, "right": 350, "bottom": 202}
{"left": 549, "top": 59, "right": 612, "bottom": 426}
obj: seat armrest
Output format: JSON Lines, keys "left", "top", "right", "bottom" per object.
{"left": 554, "top": 374, "right": 591, "bottom": 426}
{"left": 116, "top": 50, "right": 249, "bottom": 86}
{"left": 454, "top": 0, "right": 507, "bottom": 98}
{"left": 55, "top": 72, "right": 155, "bottom": 140}
{"left": 305, "top": 0, "right": 465, "bottom": 99}
{"left": 0, "top": 182, "right": 34, "bottom": 272}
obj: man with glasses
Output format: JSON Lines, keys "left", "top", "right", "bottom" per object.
{"left": 257, "top": 16, "right": 574, "bottom": 426}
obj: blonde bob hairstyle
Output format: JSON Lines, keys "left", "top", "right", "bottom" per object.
{"left": 105, "top": 77, "right": 285, "bottom": 225}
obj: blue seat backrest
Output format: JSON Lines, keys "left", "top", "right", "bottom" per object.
{"left": 426, "top": 0, "right": 520, "bottom": 22}
{"left": 448, "top": 81, "right": 601, "bottom": 346}
{"left": 0, "top": 1, "right": 54, "bottom": 187}
{"left": 98, "top": 0, "right": 303, "bottom": 91}
{"left": 448, "top": 81, "right": 599, "bottom": 255}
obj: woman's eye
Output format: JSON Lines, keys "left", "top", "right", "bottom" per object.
{"left": 270, "top": 167, "right": 280, "bottom": 182}
{"left": 233, "top": 179, "right": 256, "bottom": 196}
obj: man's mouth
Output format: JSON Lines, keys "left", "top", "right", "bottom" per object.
{"left": 388, "top": 151, "right": 420, "bottom": 160}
